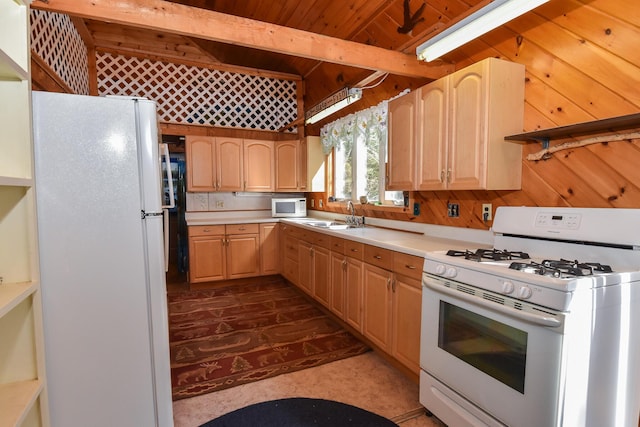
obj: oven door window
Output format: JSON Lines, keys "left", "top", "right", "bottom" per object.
{"left": 439, "top": 301, "right": 527, "bottom": 393}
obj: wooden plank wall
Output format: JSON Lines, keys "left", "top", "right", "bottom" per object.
{"left": 313, "top": 0, "right": 640, "bottom": 230}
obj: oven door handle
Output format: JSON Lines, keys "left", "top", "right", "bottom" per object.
{"left": 423, "top": 279, "right": 562, "bottom": 328}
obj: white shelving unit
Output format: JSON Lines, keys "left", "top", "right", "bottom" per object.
{"left": 0, "top": 1, "right": 49, "bottom": 426}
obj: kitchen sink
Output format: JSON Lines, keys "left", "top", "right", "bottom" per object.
{"left": 305, "top": 221, "right": 354, "bottom": 230}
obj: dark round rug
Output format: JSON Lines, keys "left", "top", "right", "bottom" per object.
{"left": 199, "top": 398, "right": 399, "bottom": 427}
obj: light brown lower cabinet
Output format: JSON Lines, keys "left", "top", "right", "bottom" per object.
{"left": 313, "top": 246, "right": 331, "bottom": 307}
{"left": 279, "top": 224, "right": 423, "bottom": 375}
{"left": 329, "top": 247, "right": 364, "bottom": 333}
{"left": 188, "top": 225, "right": 227, "bottom": 282}
{"left": 298, "top": 240, "right": 313, "bottom": 294}
{"left": 392, "top": 274, "right": 422, "bottom": 374}
{"left": 226, "top": 224, "right": 260, "bottom": 279}
{"left": 188, "top": 223, "right": 262, "bottom": 283}
{"left": 260, "top": 223, "right": 279, "bottom": 275}
{"left": 363, "top": 263, "right": 393, "bottom": 351}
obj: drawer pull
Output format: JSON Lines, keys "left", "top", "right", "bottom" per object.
{"left": 374, "top": 255, "right": 382, "bottom": 260}
{"left": 405, "top": 264, "right": 417, "bottom": 270}
{"left": 350, "top": 248, "right": 359, "bottom": 252}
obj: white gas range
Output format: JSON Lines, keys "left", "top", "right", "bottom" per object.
{"left": 419, "top": 207, "right": 640, "bottom": 427}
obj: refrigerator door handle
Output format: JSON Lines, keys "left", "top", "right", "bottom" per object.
{"left": 160, "top": 143, "right": 175, "bottom": 209}
{"left": 163, "top": 208, "right": 169, "bottom": 272}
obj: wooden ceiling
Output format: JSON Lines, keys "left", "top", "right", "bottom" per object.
{"left": 32, "top": 0, "right": 488, "bottom": 130}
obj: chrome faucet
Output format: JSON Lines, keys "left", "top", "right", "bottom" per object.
{"left": 346, "top": 200, "right": 363, "bottom": 227}
{"left": 347, "top": 200, "right": 355, "bottom": 217}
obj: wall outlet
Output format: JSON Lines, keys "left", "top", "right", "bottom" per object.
{"left": 319, "top": 199, "right": 323, "bottom": 208}
{"left": 447, "top": 203, "right": 459, "bottom": 217}
{"left": 482, "top": 203, "right": 492, "bottom": 221}
{"left": 215, "top": 200, "right": 224, "bottom": 209}
{"left": 311, "top": 199, "right": 315, "bottom": 208}
{"left": 413, "top": 202, "right": 420, "bottom": 216}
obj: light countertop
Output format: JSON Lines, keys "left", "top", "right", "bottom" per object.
{"left": 186, "top": 210, "right": 493, "bottom": 257}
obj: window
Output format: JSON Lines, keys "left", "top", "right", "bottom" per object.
{"left": 321, "top": 100, "right": 403, "bottom": 205}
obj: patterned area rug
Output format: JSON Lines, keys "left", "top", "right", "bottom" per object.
{"left": 168, "top": 277, "right": 370, "bottom": 400}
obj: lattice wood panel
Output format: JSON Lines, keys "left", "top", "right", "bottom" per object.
{"left": 30, "top": 10, "right": 90, "bottom": 95}
{"left": 96, "top": 52, "right": 298, "bottom": 132}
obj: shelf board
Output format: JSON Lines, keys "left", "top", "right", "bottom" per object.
{"left": 0, "top": 281, "right": 37, "bottom": 319}
{"left": 505, "top": 113, "right": 640, "bottom": 143}
{"left": 0, "top": 176, "right": 33, "bottom": 187}
{"left": 0, "top": 49, "right": 28, "bottom": 81}
{"left": 0, "top": 379, "right": 42, "bottom": 427}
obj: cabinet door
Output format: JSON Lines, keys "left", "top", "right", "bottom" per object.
{"left": 260, "top": 223, "right": 279, "bottom": 275}
{"left": 244, "top": 139, "right": 274, "bottom": 191}
{"left": 387, "top": 91, "right": 417, "bottom": 190}
{"left": 448, "top": 61, "right": 486, "bottom": 190}
{"left": 345, "top": 257, "right": 364, "bottom": 333}
{"left": 275, "top": 140, "right": 300, "bottom": 191}
{"left": 298, "top": 138, "right": 308, "bottom": 191}
{"left": 392, "top": 274, "right": 422, "bottom": 374}
{"left": 226, "top": 233, "right": 260, "bottom": 279}
{"left": 297, "top": 240, "right": 313, "bottom": 295}
{"left": 189, "top": 235, "right": 226, "bottom": 282}
{"left": 416, "top": 79, "right": 448, "bottom": 191}
{"left": 216, "top": 137, "right": 244, "bottom": 191}
{"left": 330, "top": 252, "right": 347, "bottom": 319}
{"left": 363, "top": 263, "right": 392, "bottom": 351}
{"left": 313, "top": 246, "right": 331, "bottom": 307}
{"left": 186, "top": 136, "right": 216, "bottom": 191}
{"left": 282, "top": 234, "right": 299, "bottom": 284}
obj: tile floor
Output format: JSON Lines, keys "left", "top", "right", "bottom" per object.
{"left": 172, "top": 351, "right": 446, "bottom": 427}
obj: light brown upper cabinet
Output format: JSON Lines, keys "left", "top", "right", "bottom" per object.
{"left": 387, "top": 90, "right": 418, "bottom": 190}
{"left": 186, "top": 136, "right": 243, "bottom": 192}
{"left": 187, "top": 136, "right": 277, "bottom": 192}
{"left": 275, "top": 140, "right": 307, "bottom": 191}
{"left": 243, "top": 139, "right": 274, "bottom": 191}
{"left": 388, "top": 57, "right": 525, "bottom": 191}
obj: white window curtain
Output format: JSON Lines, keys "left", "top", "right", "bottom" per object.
{"left": 320, "top": 91, "right": 407, "bottom": 204}
{"left": 320, "top": 100, "right": 388, "bottom": 156}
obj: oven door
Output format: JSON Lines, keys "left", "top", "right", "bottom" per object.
{"left": 420, "top": 273, "right": 565, "bottom": 427}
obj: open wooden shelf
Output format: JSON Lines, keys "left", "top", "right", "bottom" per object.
{"left": 505, "top": 113, "right": 640, "bottom": 147}
{"left": 0, "top": 282, "right": 37, "bottom": 319}
{"left": 0, "top": 379, "right": 42, "bottom": 427}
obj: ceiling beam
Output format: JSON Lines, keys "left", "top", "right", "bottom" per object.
{"left": 31, "top": 0, "right": 453, "bottom": 79}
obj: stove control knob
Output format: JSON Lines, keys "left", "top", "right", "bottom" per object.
{"left": 435, "top": 264, "right": 446, "bottom": 276}
{"left": 444, "top": 267, "right": 457, "bottom": 278}
{"left": 518, "top": 286, "right": 533, "bottom": 299}
{"left": 501, "top": 281, "right": 515, "bottom": 294}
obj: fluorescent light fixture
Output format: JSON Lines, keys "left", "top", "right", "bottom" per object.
{"left": 305, "top": 87, "right": 362, "bottom": 125}
{"left": 416, "top": 0, "right": 549, "bottom": 62}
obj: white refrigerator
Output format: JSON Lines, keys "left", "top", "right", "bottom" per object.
{"left": 32, "top": 91, "right": 174, "bottom": 427}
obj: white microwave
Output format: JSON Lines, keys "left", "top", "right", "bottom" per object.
{"left": 272, "top": 198, "right": 307, "bottom": 218}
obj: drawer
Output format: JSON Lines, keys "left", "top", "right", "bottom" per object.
{"left": 283, "top": 224, "right": 303, "bottom": 239}
{"left": 284, "top": 236, "right": 298, "bottom": 260}
{"left": 314, "top": 232, "right": 332, "bottom": 250}
{"left": 330, "top": 237, "right": 345, "bottom": 254}
{"left": 189, "top": 225, "right": 225, "bottom": 237}
{"left": 297, "top": 227, "right": 317, "bottom": 242}
{"left": 283, "top": 257, "right": 299, "bottom": 283}
{"left": 364, "top": 245, "right": 394, "bottom": 271}
{"left": 393, "top": 252, "right": 423, "bottom": 280}
{"left": 226, "top": 223, "right": 259, "bottom": 234}
{"left": 344, "top": 240, "right": 364, "bottom": 260}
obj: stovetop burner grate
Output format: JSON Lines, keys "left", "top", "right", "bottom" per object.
{"left": 446, "top": 249, "right": 530, "bottom": 262}
{"left": 509, "top": 259, "right": 613, "bottom": 277}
